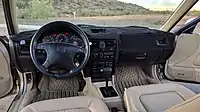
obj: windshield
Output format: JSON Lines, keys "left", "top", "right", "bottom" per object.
{"left": 16, "top": 0, "right": 184, "bottom": 31}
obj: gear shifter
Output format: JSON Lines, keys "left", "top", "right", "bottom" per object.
{"left": 100, "top": 67, "right": 118, "bottom": 97}
{"left": 101, "top": 67, "right": 112, "bottom": 89}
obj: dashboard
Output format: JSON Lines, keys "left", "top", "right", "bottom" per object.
{"left": 11, "top": 25, "right": 176, "bottom": 82}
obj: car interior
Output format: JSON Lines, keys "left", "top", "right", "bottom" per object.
{"left": 0, "top": 0, "right": 200, "bottom": 112}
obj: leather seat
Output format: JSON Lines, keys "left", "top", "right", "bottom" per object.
{"left": 193, "top": 22, "right": 200, "bottom": 34}
{"left": 165, "top": 94, "right": 200, "bottom": 112}
{"left": 20, "top": 96, "right": 109, "bottom": 112}
{"left": 124, "top": 83, "right": 196, "bottom": 112}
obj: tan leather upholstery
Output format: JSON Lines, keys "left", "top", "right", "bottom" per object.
{"left": 20, "top": 96, "right": 109, "bottom": 112}
{"left": 166, "top": 94, "right": 200, "bottom": 112}
{"left": 124, "top": 83, "right": 196, "bottom": 112}
{"left": 165, "top": 34, "right": 200, "bottom": 82}
{"left": 193, "top": 23, "right": 200, "bottom": 34}
{"left": 0, "top": 42, "right": 13, "bottom": 97}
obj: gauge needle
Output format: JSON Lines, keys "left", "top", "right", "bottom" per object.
{"left": 60, "top": 38, "right": 63, "bottom": 42}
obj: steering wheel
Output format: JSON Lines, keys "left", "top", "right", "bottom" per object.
{"left": 30, "top": 21, "right": 90, "bottom": 78}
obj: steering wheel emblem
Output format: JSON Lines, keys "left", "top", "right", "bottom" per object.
{"left": 56, "top": 46, "right": 67, "bottom": 53}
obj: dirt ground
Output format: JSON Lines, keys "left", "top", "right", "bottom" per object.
{"left": 0, "top": 27, "right": 8, "bottom": 36}
{"left": 17, "top": 14, "right": 195, "bottom": 28}
{"left": 0, "top": 14, "right": 197, "bottom": 36}
{"left": 55, "top": 14, "right": 169, "bottom": 20}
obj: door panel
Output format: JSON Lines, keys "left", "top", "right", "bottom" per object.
{"left": 165, "top": 34, "right": 200, "bottom": 82}
{"left": 0, "top": 41, "right": 13, "bottom": 97}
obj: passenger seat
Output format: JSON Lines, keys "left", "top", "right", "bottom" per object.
{"left": 165, "top": 94, "right": 200, "bottom": 112}
{"left": 124, "top": 83, "right": 196, "bottom": 112}
{"left": 193, "top": 22, "right": 200, "bottom": 34}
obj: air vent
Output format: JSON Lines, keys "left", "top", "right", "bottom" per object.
{"left": 91, "top": 29, "right": 106, "bottom": 33}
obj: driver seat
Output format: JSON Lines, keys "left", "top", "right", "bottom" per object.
{"left": 20, "top": 96, "right": 109, "bottom": 112}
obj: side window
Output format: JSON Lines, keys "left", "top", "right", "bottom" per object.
{"left": 0, "top": 1, "right": 8, "bottom": 36}
{"left": 173, "top": 1, "right": 200, "bottom": 33}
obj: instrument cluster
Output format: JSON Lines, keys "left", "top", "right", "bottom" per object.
{"left": 42, "top": 32, "right": 84, "bottom": 47}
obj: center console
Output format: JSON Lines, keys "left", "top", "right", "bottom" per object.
{"left": 85, "top": 39, "right": 117, "bottom": 82}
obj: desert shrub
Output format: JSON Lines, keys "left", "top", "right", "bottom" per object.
{"left": 17, "top": 8, "right": 30, "bottom": 19}
{"left": 28, "top": 0, "right": 56, "bottom": 19}
{"left": 153, "top": 20, "right": 165, "bottom": 25}
{"left": 153, "top": 10, "right": 172, "bottom": 15}
{"left": 17, "top": 0, "right": 56, "bottom": 19}
{"left": 187, "top": 10, "right": 200, "bottom": 16}
{"left": 17, "top": 0, "right": 31, "bottom": 9}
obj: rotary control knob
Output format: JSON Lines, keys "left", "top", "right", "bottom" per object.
{"left": 20, "top": 40, "right": 26, "bottom": 45}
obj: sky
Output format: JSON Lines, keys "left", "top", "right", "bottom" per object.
{"left": 117, "top": 0, "right": 200, "bottom": 10}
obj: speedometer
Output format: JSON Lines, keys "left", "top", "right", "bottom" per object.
{"left": 69, "top": 35, "right": 84, "bottom": 47}
{"left": 56, "top": 34, "right": 67, "bottom": 42}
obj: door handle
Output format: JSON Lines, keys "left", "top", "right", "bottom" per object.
{"left": 156, "top": 38, "right": 167, "bottom": 46}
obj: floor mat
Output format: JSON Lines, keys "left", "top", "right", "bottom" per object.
{"left": 114, "top": 65, "right": 159, "bottom": 97}
{"left": 33, "top": 90, "right": 84, "bottom": 102}
{"left": 33, "top": 74, "right": 85, "bottom": 102}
